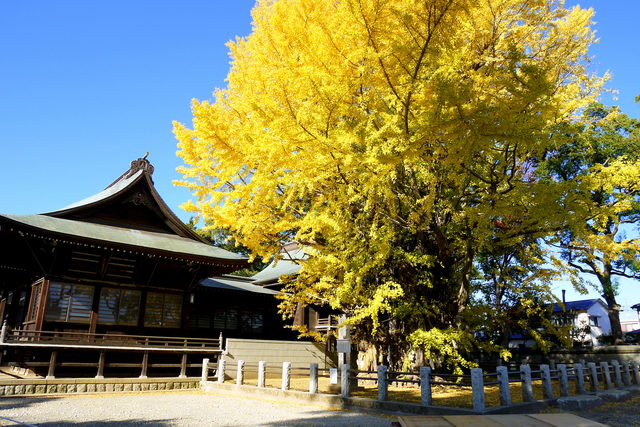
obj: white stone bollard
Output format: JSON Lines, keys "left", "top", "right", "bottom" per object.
{"left": 236, "top": 360, "right": 245, "bottom": 385}
{"left": 258, "top": 361, "right": 266, "bottom": 388}
{"left": 471, "top": 368, "right": 485, "bottom": 412}
{"left": 377, "top": 365, "right": 388, "bottom": 401}
{"left": 574, "top": 363, "right": 585, "bottom": 394}
{"left": 520, "top": 365, "right": 533, "bottom": 402}
{"left": 201, "top": 358, "right": 210, "bottom": 384}
{"left": 497, "top": 366, "right": 512, "bottom": 406}
{"left": 217, "top": 359, "right": 226, "bottom": 383}
{"left": 341, "top": 364, "right": 350, "bottom": 398}
{"left": 282, "top": 362, "right": 291, "bottom": 391}
{"left": 309, "top": 363, "right": 318, "bottom": 393}
{"left": 558, "top": 364, "right": 569, "bottom": 397}
{"left": 540, "top": 364, "right": 553, "bottom": 399}
{"left": 420, "top": 367, "right": 432, "bottom": 406}
{"left": 587, "top": 362, "right": 599, "bottom": 392}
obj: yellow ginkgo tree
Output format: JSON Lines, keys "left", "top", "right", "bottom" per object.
{"left": 174, "top": 0, "right": 603, "bottom": 369}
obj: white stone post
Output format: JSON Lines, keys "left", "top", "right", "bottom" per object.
{"left": 574, "top": 363, "right": 585, "bottom": 394}
{"left": 601, "top": 361, "right": 613, "bottom": 389}
{"left": 377, "top": 365, "right": 388, "bottom": 401}
{"left": 611, "top": 360, "right": 623, "bottom": 388}
{"left": 281, "top": 362, "right": 291, "bottom": 391}
{"left": 587, "top": 362, "right": 599, "bottom": 392}
{"left": 236, "top": 360, "right": 245, "bottom": 385}
{"left": 309, "top": 363, "right": 318, "bottom": 393}
{"left": 420, "top": 367, "right": 432, "bottom": 406}
{"left": 540, "top": 364, "right": 553, "bottom": 399}
{"left": 201, "top": 358, "right": 210, "bottom": 384}
{"left": 0, "top": 322, "right": 7, "bottom": 343}
{"left": 558, "top": 364, "right": 569, "bottom": 397}
{"left": 258, "top": 361, "right": 266, "bottom": 388}
{"left": 341, "top": 364, "right": 350, "bottom": 398}
{"left": 471, "top": 368, "right": 485, "bottom": 412}
{"left": 520, "top": 365, "right": 533, "bottom": 402}
{"left": 497, "top": 366, "right": 512, "bottom": 406}
{"left": 217, "top": 359, "right": 226, "bottom": 383}
{"left": 622, "top": 362, "right": 632, "bottom": 386}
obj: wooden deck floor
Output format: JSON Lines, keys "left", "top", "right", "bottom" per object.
{"left": 398, "top": 414, "right": 607, "bottom": 427}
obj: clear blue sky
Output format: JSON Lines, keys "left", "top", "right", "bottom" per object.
{"left": 0, "top": 1, "right": 638, "bottom": 318}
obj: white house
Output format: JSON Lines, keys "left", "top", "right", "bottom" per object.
{"left": 553, "top": 299, "right": 612, "bottom": 346}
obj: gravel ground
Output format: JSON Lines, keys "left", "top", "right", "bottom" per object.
{"left": 569, "top": 394, "right": 640, "bottom": 427}
{"left": 0, "top": 391, "right": 396, "bottom": 427}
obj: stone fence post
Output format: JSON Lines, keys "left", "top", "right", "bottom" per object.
{"left": 258, "top": 361, "right": 266, "bottom": 388}
{"left": 611, "top": 360, "right": 623, "bottom": 388}
{"left": 623, "top": 362, "right": 632, "bottom": 386}
{"left": 377, "top": 365, "right": 388, "bottom": 401}
{"left": 309, "top": 363, "right": 318, "bottom": 393}
{"left": 601, "top": 361, "right": 612, "bottom": 390}
{"left": 520, "top": 365, "right": 533, "bottom": 402}
{"left": 420, "top": 367, "right": 432, "bottom": 406}
{"left": 574, "top": 363, "right": 585, "bottom": 394}
{"left": 540, "top": 364, "right": 553, "bottom": 399}
{"left": 236, "top": 360, "right": 245, "bottom": 385}
{"left": 201, "top": 358, "right": 209, "bottom": 384}
{"left": 496, "top": 366, "right": 511, "bottom": 406}
{"left": 217, "top": 359, "right": 226, "bottom": 383}
{"left": 633, "top": 362, "right": 640, "bottom": 385}
{"left": 341, "top": 364, "right": 350, "bottom": 398}
{"left": 282, "top": 362, "right": 291, "bottom": 391}
{"left": 587, "top": 362, "right": 599, "bottom": 392}
{"left": 558, "top": 364, "right": 569, "bottom": 397}
{"left": 471, "top": 368, "right": 485, "bottom": 412}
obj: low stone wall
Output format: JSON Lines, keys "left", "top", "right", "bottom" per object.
{"left": 502, "top": 346, "right": 640, "bottom": 367}
{"left": 223, "top": 338, "right": 336, "bottom": 378}
{"left": 0, "top": 377, "right": 200, "bottom": 396}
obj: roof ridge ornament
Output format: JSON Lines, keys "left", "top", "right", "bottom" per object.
{"left": 106, "top": 153, "right": 154, "bottom": 189}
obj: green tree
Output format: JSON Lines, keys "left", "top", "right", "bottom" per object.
{"left": 175, "top": 0, "right": 602, "bottom": 369}
{"left": 541, "top": 104, "right": 640, "bottom": 343}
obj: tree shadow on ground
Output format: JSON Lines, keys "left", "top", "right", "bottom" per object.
{"left": 0, "top": 397, "right": 60, "bottom": 412}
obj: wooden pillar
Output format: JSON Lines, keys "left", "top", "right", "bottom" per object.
{"left": 140, "top": 352, "right": 149, "bottom": 379}
{"left": 46, "top": 351, "right": 57, "bottom": 379}
{"left": 96, "top": 351, "right": 105, "bottom": 379}
{"left": 179, "top": 353, "right": 188, "bottom": 378}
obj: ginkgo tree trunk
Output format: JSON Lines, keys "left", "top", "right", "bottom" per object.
{"left": 174, "top": 0, "right": 603, "bottom": 369}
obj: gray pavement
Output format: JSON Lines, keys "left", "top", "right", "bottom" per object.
{"left": 0, "top": 390, "right": 395, "bottom": 426}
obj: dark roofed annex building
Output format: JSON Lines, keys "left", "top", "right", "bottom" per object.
{"left": 0, "top": 157, "right": 292, "bottom": 377}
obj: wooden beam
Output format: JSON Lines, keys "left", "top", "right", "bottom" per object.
{"left": 140, "top": 352, "right": 149, "bottom": 378}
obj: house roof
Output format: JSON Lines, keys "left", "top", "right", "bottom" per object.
{"left": 0, "top": 213, "right": 246, "bottom": 264}
{"left": 45, "top": 157, "right": 208, "bottom": 242}
{"left": 250, "top": 246, "right": 306, "bottom": 285}
{"left": 200, "top": 276, "right": 277, "bottom": 294}
{"left": 553, "top": 299, "right": 603, "bottom": 312}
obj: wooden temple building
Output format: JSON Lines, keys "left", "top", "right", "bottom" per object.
{"left": 0, "top": 157, "right": 293, "bottom": 377}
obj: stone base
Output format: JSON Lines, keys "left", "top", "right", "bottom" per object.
{"left": 557, "top": 395, "right": 603, "bottom": 411}
{"left": 596, "top": 389, "right": 630, "bottom": 402}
